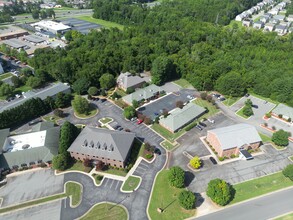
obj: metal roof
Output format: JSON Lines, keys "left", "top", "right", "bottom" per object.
{"left": 3, "top": 38, "right": 26, "bottom": 49}
{"left": 159, "top": 102, "right": 206, "bottom": 132}
{"left": 123, "top": 84, "right": 162, "bottom": 104}
{"left": 24, "top": 35, "right": 45, "bottom": 43}
{"left": 208, "top": 124, "right": 261, "bottom": 150}
{"left": 117, "top": 72, "right": 146, "bottom": 90}
{"left": 273, "top": 104, "right": 293, "bottom": 119}
{"left": 67, "top": 127, "right": 135, "bottom": 162}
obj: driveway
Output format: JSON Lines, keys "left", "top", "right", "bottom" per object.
{"left": 0, "top": 169, "right": 64, "bottom": 207}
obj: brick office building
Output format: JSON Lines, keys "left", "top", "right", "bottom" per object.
{"left": 67, "top": 127, "right": 135, "bottom": 168}
{"left": 206, "top": 124, "right": 262, "bottom": 158}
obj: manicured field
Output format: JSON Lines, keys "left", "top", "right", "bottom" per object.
{"left": 222, "top": 96, "right": 240, "bottom": 106}
{"left": 0, "top": 72, "right": 13, "bottom": 80}
{"left": 231, "top": 172, "right": 293, "bottom": 204}
{"left": 148, "top": 170, "right": 196, "bottom": 220}
{"left": 74, "top": 104, "right": 98, "bottom": 119}
{"left": 236, "top": 106, "right": 250, "bottom": 119}
{"left": 80, "top": 203, "right": 128, "bottom": 220}
{"left": 259, "top": 132, "right": 271, "bottom": 143}
{"left": 100, "top": 117, "right": 112, "bottom": 124}
{"left": 193, "top": 98, "right": 219, "bottom": 119}
{"left": 161, "top": 140, "right": 176, "bottom": 150}
{"left": 77, "top": 16, "right": 124, "bottom": 30}
{"left": 173, "top": 79, "right": 193, "bottom": 88}
{"left": 66, "top": 161, "right": 92, "bottom": 173}
{"left": 151, "top": 123, "right": 184, "bottom": 143}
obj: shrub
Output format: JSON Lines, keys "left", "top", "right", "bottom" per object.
{"left": 54, "top": 109, "right": 64, "bottom": 118}
{"left": 278, "top": 114, "right": 283, "bottom": 118}
{"left": 230, "top": 154, "right": 236, "bottom": 158}
{"left": 176, "top": 100, "right": 184, "bottom": 109}
{"left": 126, "top": 87, "right": 135, "bottom": 94}
{"left": 265, "top": 113, "right": 271, "bottom": 118}
{"left": 96, "top": 175, "right": 103, "bottom": 181}
{"left": 200, "top": 92, "right": 207, "bottom": 100}
{"left": 88, "top": 86, "right": 98, "bottom": 96}
{"left": 282, "top": 164, "right": 293, "bottom": 181}
{"left": 185, "top": 122, "right": 197, "bottom": 131}
{"left": 219, "top": 157, "right": 224, "bottom": 161}
{"left": 272, "top": 129, "right": 289, "bottom": 146}
{"left": 272, "top": 126, "right": 276, "bottom": 131}
{"left": 263, "top": 122, "right": 268, "bottom": 127}
{"left": 206, "top": 178, "right": 233, "bottom": 206}
{"left": 288, "top": 118, "right": 291, "bottom": 122}
{"left": 190, "top": 156, "right": 201, "bottom": 169}
{"left": 168, "top": 166, "right": 185, "bottom": 188}
{"left": 178, "top": 190, "right": 196, "bottom": 210}
{"left": 144, "top": 117, "right": 152, "bottom": 125}
{"left": 145, "top": 154, "right": 153, "bottom": 159}
{"left": 83, "top": 158, "right": 92, "bottom": 168}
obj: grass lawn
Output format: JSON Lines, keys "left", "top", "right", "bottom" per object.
{"left": 236, "top": 106, "right": 250, "bottom": 119}
{"left": 222, "top": 96, "right": 240, "bottom": 107}
{"left": 102, "top": 168, "right": 127, "bottom": 177}
{"left": 193, "top": 98, "right": 219, "bottom": 119}
{"left": 74, "top": 104, "right": 98, "bottom": 119}
{"left": 122, "top": 176, "right": 141, "bottom": 191}
{"left": 230, "top": 172, "right": 293, "bottom": 204}
{"left": 148, "top": 170, "right": 196, "bottom": 220}
{"left": 66, "top": 161, "right": 92, "bottom": 173}
{"left": 0, "top": 72, "right": 13, "bottom": 80}
{"left": 80, "top": 203, "right": 128, "bottom": 220}
{"left": 65, "top": 182, "right": 82, "bottom": 206}
{"left": 226, "top": 20, "right": 242, "bottom": 28}
{"left": 272, "top": 143, "right": 286, "bottom": 150}
{"left": 173, "top": 79, "right": 193, "bottom": 89}
{"left": 92, "top": 174, "right": 104, "bottom": 185}
{"left": 115, "top": 99, "right": 128, "bottom": 109}
{"left": 259, "top": 132, "right": 271, "bottom": 143}
{"left": 151, "top": 123, "right": 184, "bottom": 143}
{"left": 14, "top": 85, "right": 32, "bottom": 93}
{"left": 43, "top": 115, "right": 61, "bottom": 125}
{"left": 289, "top": 156, "right": 293, "bottom": 161}
{"left": 248, "top": 90, "right": 279, "bottom": 105}
{"left": 115, "top": 88, "right": 127, "bottom": 97}
{"left": 161, "top": 140, "right": 176, "bottom": 150}
{"left": 54, "top": 7, "right": 78, "bottom": 10}
{"left": 274, "top": 212, "right": 293, "bottom": 220}
{"left": 77, "top": 16, "right": 124, "bottom": 30}
{"left": 100, "top": 117, "right": 112, "bottom": 124}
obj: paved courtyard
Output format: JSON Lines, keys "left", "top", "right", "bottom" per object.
{"left": 0, "top": 169, "right": 64, "bottom": 207}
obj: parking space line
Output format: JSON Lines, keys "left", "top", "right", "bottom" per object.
{"left": 115, "top": 181, "right": 120, "bottom": 190}
{"left": 104, "top": 178, "right": 109, "bottom": 186}
{"left": 109, "top": 179, "right": 115, "bottom": 189}
{"left": 136, "top": 166, "right": 146, "bottom": 172}
{"left": 139, "top": 163, "right": 149, "bottom": 169}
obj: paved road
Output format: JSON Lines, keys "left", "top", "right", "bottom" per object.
{"left": 196, "top": 187, "right": 293, "bottom": 220}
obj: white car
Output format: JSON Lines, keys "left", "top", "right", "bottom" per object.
{"left": 207, "top": 118, "right": 215, "bottom": 123}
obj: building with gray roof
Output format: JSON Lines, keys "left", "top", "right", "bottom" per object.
{"left": 159, "top": 102, "right": 206, "bottom": 133}
{"left": 206, "top": 123, "right": 261, "bottom": 157}
{"left": 24, "top": 35, "right": 46, "bottom": 44}
{"left": 67, "top": 127, "right": 136, "bottom": 168}
{"left": 122, "top": 84, "right": 163, "bottom": 105}
{"left": 272, "top": 103, "right": 293, "bottom": 121}
{"left": 117, "top": 72, "right": 146, "bottom": 91}
{"left": 0, "top": 122, "right": 60, "bottom": 169}
{"left": 0, "top": 82, "right": 70, "bottom": 113}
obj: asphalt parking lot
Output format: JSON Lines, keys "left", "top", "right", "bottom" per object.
{"left": 0, "top": 169, "right": 64, "bottom": 207}
{"left": 138, "top": 89, "right": 196, "bottom": 120}
{"left": 100, "top": 178, "right": 123, "bottom": 191}
{"left": 0, "top": 200, "right": 62, "bottom": 220}
{"left": 133, "top": 160, "right": 150, "bottom": 176}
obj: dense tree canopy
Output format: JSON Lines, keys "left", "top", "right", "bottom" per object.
{"left": 28, "top": 0, "right": 293, "bottom": 106}
{"left": 178, "top": 190, "right": 196, "bottom": 210}
{"left": 59, "top": 121, "right": 80, "bottom": 154}
{"left": 272, "top": 129, "right": 290, "bottom": 147}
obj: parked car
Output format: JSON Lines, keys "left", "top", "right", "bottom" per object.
{"left": 154, "top": 112, "right": 159, "bottom": 116}
{"left": 115, "top": 125, "right": 121, "bottom": 130}
{"left": 195, "top": 125, "right": 203, "bottom": 131}
{"left": 28, "top": 118, "right": 42, "bottom": 126}
{"left": 209, "top": 157, "right": 217, "bottom": 165}
{"left": 137, "top": 119, "right": 143, "bottom": 124}
{"left": 245, "top": 93, "right": 250, "bottom": 97}
{"left": 154, "top": 148, "right": 161, "bottom": 155}
{"left": 252, "top": 104, "right": 258, "bottom": 109}
{"left": 199, "top": 122, "right": 207, "bottom": 127}
{"left": 131, "top": 117, "right": 137, "bottom": 121}
{"left": 118, "top": 127, "right": 123, "bottom": 131}
{"left": 213, "top": 93, "right": 221, "bottom": 98}
{"left": 219, "top": 97, "right": 226, "bottom": 101}
{"left": 207, "top": 118, "right": 215, "bottom": 123}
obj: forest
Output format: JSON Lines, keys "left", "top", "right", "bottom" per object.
{"left": 29, "top": 0, "right": 293, "bottom": 106}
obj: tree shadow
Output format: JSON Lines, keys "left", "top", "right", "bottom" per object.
{"left": 184, "top": 171, "right": 195, "bottom": 187}
{"left": 228, "top": 184, "right": 236, "bottom": 204}
{"left": 195, "top": 192, "right": 205, "bottom": 208}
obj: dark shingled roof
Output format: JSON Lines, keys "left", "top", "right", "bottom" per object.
{"left": 67, "top": 127, "right": 135, "bottom": 162}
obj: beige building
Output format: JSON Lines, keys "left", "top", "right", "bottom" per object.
{"left": 206, "top": 124, "right": 261, "bottom": 157}
{"left": 67, "top": 127, "right": 135, "bottom": 168}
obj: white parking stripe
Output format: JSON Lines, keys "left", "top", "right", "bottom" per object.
{"left": 140, "top": 163, "right": 149, "bottom": 169}
{"left": 109, "top": 179, "right": 115, "bottom": 189}
{"left": 104, "top": 178, "right": 110, "bottom": 186}
{"left": 115, "top": 181, "right": 120, "bottom": 190}
{"left": 136, "top": 166, "right": 146, "bottom": 171}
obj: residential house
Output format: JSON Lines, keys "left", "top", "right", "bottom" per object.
{"left": 253, "top": 21, "right": 264, "bottom": 29}
{"left": 206, "top": 124, "right": 262, "bottom": 158}
{"left": 242, "top": 19, "right": 252, "bottom": 27}
{"left": 269, "top": 18, "right": 280, "bottom": 24}
{"left": 67, "top": 127, "right": 136, "bottom": 168}
{"left": 272, "top": 104, "right": 293, "bottom": 121}
{"left": 287, "top": 14, "right": 293, "bottom": 22}
{"left": 273, "top": 14, "right": 285, "bottom": 22}
{"left": 0, "top": 82, "right": 71, "bottom": 113}
{"left": 260, "top": 16, "right": 269, "bottom": 23}
{"left": 274, "top": 25, "right": 287, "bottom": 35}
{"left": 116, "top": 72, "right": 146, "bottom": 91}
{"left": 235, "top": 13, "right": 246, "bottom": 21}
{"left": 122, "top": 84, "right": 163, "bottom": 105}
{"left": 159, "top": 103, "right": 206, "bottom": 133}
{"left": 0, "top": 122, "right": 60, "bottom": 169}
{"left": 264, "top": 23, "right": 275, "bottom": 31}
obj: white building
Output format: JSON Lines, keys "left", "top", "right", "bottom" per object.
{"left": 264, "top": 23, "right": 275, "bottom": 32}
{"left": 275, "top": 25, "right": 287, "bottom": 35}
{"left": 287, "top": 15, "right": 293, "bottom": 22}
{"left": 253, "top": 21, "right": 264, "bottom": 29}
{"left": 242, "top": 19, "right": 252, "bottom": 27}
{"left": 31, "top": 20, "right": 71, "bottom": 35}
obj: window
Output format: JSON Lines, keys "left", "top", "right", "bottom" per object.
{"left": 120, "top": 165, "right": 122, "bottom": 168}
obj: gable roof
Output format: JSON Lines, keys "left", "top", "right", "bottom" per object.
{"left": 67, "top": 127, "right": 135, "bottom": 162}
{"left": 31, "top": 122, "right": 55, "bottom": 132}
{"left": 208, "top": 124, "right": 261, "bottom": 150}
{"left": 0, "top": 126, "right": 60, "bottom": 168}
{"left": 160, "top": 102, "right": 206, "bottom": 132}
{"left": 0, "top": 128, "right": 10, "bottom": 153}
{"left": 117, "top": 72, "right": 146, "bottom": 89}
{"left": 123, "top": 84, "right": 162, "bottom": 104}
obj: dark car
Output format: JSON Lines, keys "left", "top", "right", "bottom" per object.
{"left": 199, "top": 122, "right": 207, "bottom": 127}
{"left": 219, "top": 97, "right": 226, "bottom": 101}
{"left": 209, "top": 157, "right": 217, "bottom": 165}
{"left": 154, "top": 148, "right": 161, "bottom": 155}
{"left": 195, "top": 125, "right": 203, "bottom": 131}
{"left": 252, "top": 104, "right": 258, "bottom": 109}
{"left": 213, "top": 93, "right": 221, "bottom": 98}
{"left": 245, "top": 93, "right": 250, "bottom": 97}
{"left": 118, "top": 127, "right": 123, "bottom": 131}
{"left": 100, "top": 98, "right": 106, "bottom": 103}
{"left": 114, "top": 125, "right": 121, "bottom": 130}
